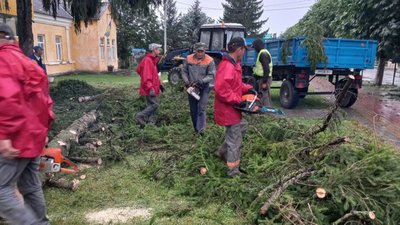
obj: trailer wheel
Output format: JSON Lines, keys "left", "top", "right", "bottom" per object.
{"left": 335, "top": 79, "right": 358, "bottom": 108}
{"left": 168, "top": 67, "right": 181, "bottom": 86}
{"left": 280, "top": 80, "right": 299, "bottom": 109}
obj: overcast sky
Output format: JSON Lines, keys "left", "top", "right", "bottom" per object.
{"left": 174, "top": 0, "right": 317, "bottom": 35}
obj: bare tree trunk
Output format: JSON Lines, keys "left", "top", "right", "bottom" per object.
{"left": 16, "top": 0, "right": 33, "bottom": 56}
{"left": 375, "top": 56, "right": 386, "bottom": 86}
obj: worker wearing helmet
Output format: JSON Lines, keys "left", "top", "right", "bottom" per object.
{"left": 182, "top": 42, "right": 216, "bottom": 135}
{"left": 252, "top": 38, "right": 273, "bottom": 107}
{"left": 213, "top": 37, "right": 254, "bottom": 177}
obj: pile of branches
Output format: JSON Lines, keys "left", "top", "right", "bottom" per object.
{"left": 133, "top": 80, "right": 400, "bottom": 224}
{"left": 49, "top": 79, "right": 400, "bottom": 224}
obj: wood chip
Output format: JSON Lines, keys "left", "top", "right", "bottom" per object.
{"left": 69, "top": 130, "right": 77, "bottom": 135}
{"left": 57, "top": 141, "right": 67, "bottom": 146}
{"left": 368, "top": 211, "right": 376, "bottom": 220}
{"left": 316, "top": 187, "right": 326, "bottom": 199}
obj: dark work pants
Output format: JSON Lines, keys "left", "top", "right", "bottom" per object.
{"left": 137, "top": 95, "right": 159, "bottom": 123}
{"left": 0, "top": 156, "right": 49, "bottom": 225}
{"left": 188, "top": 85, "right": 210, "bottom": 133}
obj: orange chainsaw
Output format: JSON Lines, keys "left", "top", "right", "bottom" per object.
{"left": 39, "top": 148, "right": 78, "bottom": 173}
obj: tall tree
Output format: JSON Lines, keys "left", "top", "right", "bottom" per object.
{"left": 160, "top": 0, "right": 185, "bottom": 50}
{"left": 222, "top": 0, "right": 267, "bottom": 37}
{"left": 116, "top": 4, "right": 162, "bottom": 68}
{"left": 180, "top": 0, "right": 214, "bottom": 45}
{"left": 284, "top": 0, "right": 400, "bottom": 86}
{"left": 4, "top": 0, "right": 161, "bottom": 55}
{"left": 335, "top": 0, "right": 400, "bottom": 86}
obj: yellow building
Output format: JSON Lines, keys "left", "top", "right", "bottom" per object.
{"left": 0, "top": 0, "right": 17, "bottom": 36}
{"left": 1, "top": 0, "right": 118, "bottom": 75}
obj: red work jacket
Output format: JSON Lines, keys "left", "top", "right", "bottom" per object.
{"left": 0, "top": 44, "right": 55, "bottom": 158}
{"left": 214, "top": 55, "right": 252, "bottom": 126}
{"left": 136, "top": 53, "right": 161, "bottom": 96}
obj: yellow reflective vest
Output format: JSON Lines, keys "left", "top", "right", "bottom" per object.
{"left": 253, "top": 49, "right": 273, "bottom": 77}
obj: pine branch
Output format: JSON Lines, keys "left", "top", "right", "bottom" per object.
{"left": 306, "top": 75, "right": 355, "bottom": 139}
{"left": 332, "top": 211, "right": 375, "bottom": 225}
{"left": 259, "top": 169, "right": 316, "bottom": 215}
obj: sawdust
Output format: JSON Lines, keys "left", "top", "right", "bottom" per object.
{"left": 85, "top": 207, "right": 152, "bottom": 224}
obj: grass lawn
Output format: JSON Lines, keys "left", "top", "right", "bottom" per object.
{"left": 41, "top": 73, "right": 399, "bottom": 225}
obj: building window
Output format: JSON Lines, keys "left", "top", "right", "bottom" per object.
{"left": 100, "top": 38, "right": 105, "bottom": 60}
{"left": 37, "top": 34, "right": 45, "bottom": 59}
{"left": 111, "top": 39, "right": 116, "bottom": 60}
{"left": 106, "top": 38, "right": 110, "bottom": 46}
{"left": 55, "top": 36, "right": 62, "bottom": 61}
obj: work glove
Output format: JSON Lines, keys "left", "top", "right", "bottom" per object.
{"left": 160, "top": 84, "right": 165, "bottom": 93}
{"left": 246, "top": 88, "right": 257, "bottom": 95}
{"left": 237, "top": 101, "right": 247, "bottom": 109}
{"left": 189, "top": 81, "right": 199, "bottom": 88}
{"left": 196, "top": 79, "right": 204, "bottom": 86}
{"left": 149, "top": 89, "right": 156, "bottom": 97}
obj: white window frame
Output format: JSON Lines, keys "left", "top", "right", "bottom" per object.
{"left": 100, "top": 38, "right": 105, "bottom": 60}
{"left": 111, "top": 39, "right": 116, "bottom": 60}
{"left": 37, "top": 34, "right": 46, "bottom": 60}
{"left": 55, "top": 36, "right": 62, "bottom": 62}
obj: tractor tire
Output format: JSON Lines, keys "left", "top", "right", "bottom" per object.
{"left": 168, "top": 67, "right": 182, "bottom": 86}
{"left": 280, "top": 80, "right": 300, "bottom": 109}
{"left": 335, "top": 79, "right": 358, "bottom": 108}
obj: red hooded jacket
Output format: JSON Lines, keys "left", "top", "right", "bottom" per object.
{"left": 0, "top": 44, "right": 55, "bottom": 158}
{"left": 136, "top": 53, "right": 161, "bottom": 96}
{"left": 214, "top": 55, "right": 252, "bottom": 126}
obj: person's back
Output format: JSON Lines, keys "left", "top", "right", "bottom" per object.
{"left": 0, "top": 22, "right": 53, "bottom": 225}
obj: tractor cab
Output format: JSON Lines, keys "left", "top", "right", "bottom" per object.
{"left": 199, "top": 23, "right": 246, "bottom": 52}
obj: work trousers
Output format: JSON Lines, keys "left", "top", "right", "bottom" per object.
{"left": 257, "top": 77, "right": 272, "bottom": 107}
{"left": 216, "top": 120, "right": 248, "bottom": 176}
{"left": 0, "top": 156, "right": 49, "bottom": 225}
{"left": 188, "top": 85, "right": 210, "bottom": 133}
{"left": 137, "top": 95, "right": 159, "bottom": 123}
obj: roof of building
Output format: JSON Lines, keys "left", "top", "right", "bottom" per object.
{"left": 33, "top": 0, "right": 73, "bottom": 19}
{"left": 93, "top": 3, "right": 109, "bottom": 20}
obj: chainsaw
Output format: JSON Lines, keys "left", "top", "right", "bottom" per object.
{"left": 236, "top": 93, "right": 285, "bottom": 116}
{"left": 39, "top": 148, "right": 78, "bottom": 173}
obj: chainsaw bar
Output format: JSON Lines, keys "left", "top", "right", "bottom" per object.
{"left": 259, "top": 106, "right": 285, "bottom": 115}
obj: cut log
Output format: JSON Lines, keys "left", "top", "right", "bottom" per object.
{"left": 47, "top": 110, "right": 98, "bottom": 156}
{"left": 46, "top": 178, "right": 80, "bottom": 191}
{"left": 332, "top": 211, "right": 376, "bottom": 225}
{"left": 69, "top": 157, "right": 103, "bottom": 165}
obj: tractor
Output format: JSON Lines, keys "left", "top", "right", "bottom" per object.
{"left": 158, "top": 23, "right": 246, "bottom": 85}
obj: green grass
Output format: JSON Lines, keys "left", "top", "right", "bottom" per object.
{"left": 42, "top": 74, "right": 373, "bottom": 225}
{"left": 45, "top": 155, "right": 243, "bottom": 225}
{"left": 53, "top": 73, "right": 169, "bottom": 89}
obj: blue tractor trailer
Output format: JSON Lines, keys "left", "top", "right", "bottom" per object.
{"left": 242, "top": 37, "right": 378, "bottom": 108}
{"left": 157, "top": 23, "right": 378, "bottom": 109}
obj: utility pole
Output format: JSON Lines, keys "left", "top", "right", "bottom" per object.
{"left": 163, "top": 0, "right": 167, "bottom": 53}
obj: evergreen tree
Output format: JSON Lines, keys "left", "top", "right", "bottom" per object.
{"left": 116, "top": 5, "right": 162, "bottom": 68}
{"left": 160, "top": 0, "right": 185, "bottom": 49}
{"left": 222, "top": 0, "right": 267, "bottom": 37}
{"left": 4, "top": 0, "right": 161, "bottom": 55}
{"left": 181, "top": 0, "right": 214, "bottom": 45}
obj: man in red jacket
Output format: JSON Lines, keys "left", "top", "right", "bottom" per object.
{"left": 136, "top": 43, "right": 162, "bottom": 126}
{"left": 0, "top": 23, "right": 54, "bottom": 225}
{"left": 214, "top": 37, "right": 254, "bottom": 177}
